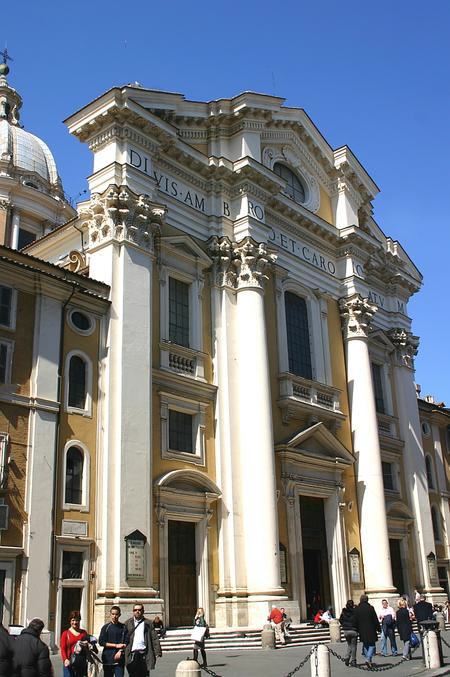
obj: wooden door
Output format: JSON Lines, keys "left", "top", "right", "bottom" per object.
{"left": 168, "top": 521, "right": 197, "bottom": 626}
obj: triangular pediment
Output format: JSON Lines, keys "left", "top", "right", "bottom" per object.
{"left": 275, "top": 422, "right": 354, "bottom": 467}
{"left": 160, "top": 235, "right": 211, "bottom": 267}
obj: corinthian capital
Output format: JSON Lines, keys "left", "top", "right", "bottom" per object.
{"left": 79, "top": 184, "right": 166, "bottom": 253}
{"left": 388, "top": 328, "right": 419, "bottom": 369}
{"left": 339, "top": 293, "right": 377, "bottom": 339}
{"left": 209, "top": 236, "right": 277, "bottom": 290}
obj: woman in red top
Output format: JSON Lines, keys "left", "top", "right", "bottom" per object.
{"left": 60, "top": 610, "right": 89, "bottom": 676}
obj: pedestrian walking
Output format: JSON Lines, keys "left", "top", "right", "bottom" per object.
{"left": 124, "top": 603, "right": 162, "bottom": 675}
{"left": 13, "top": 618, "right": 52, "bottom": 677}
{"left": 339, "top": 600, "right": 358, "bottom": 667}
{"left": 191, "top": 607, "right": 209, "bottom": 667}
{"left": 396, "top": 598, "right": 413, "bottom": 660}
{"left": 99, "top": 605, "right": 129, "bottom": 677}
{"left": 378, "top": 599, "right": 398, "bottom": 656}
{"left": 354, "top": 594, "right": 380, "bottom": 669}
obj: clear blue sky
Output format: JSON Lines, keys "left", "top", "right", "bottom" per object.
{"left": 4, "top": 0, "right": 449, "bottom": 402}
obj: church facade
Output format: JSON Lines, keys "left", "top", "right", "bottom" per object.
{"left": 1, "top": 65, "right": 449, "bottom": 642}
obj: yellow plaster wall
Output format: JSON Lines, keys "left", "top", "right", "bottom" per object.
{"left": 316, "top": 187, "right": 333, "bottom": 224}
{"left": 56, "top": 310, "right": 102, "bottom": 539}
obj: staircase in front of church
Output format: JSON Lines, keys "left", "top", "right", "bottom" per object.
{"left": 160, "top": 624, "right": 331, "bottom": 652}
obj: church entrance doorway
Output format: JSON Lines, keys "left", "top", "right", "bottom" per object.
{"left": 168, "top": 520, "right": 197, "bottom": 626}
{"left": 300, "top": 496, "right": 331, "bottom": 620}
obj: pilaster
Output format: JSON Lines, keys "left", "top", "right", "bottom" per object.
{"left": 80, "top": 185, "right": 165, "bottom": 611}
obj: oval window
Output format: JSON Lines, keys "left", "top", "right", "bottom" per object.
{"left": 68, "top": 309, "right": 94, "bottom": 335}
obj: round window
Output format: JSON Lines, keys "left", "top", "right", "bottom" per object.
{"left": 68, "top": 309, "right": 94, "bottom": 335}
{"left": 273, "top": 162, "right": 306, "bottom": 205}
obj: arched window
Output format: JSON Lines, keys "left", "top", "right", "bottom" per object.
{"left": 285, "top": 292, "right": 312, "bottom": 379}
{"left": 68, "top": 355, "right": 87, "bottom": 410}
{"left": 65, "top": 447, "right": 84, "bottom": 505}
{"left": 431, "top": 506, "right": 441, "bottom": 542}
{"left": 425, "top": 456, "right": 435, "bottom": 490}
{"left": 274, "top": 163, "right": 306, "bottom": 204}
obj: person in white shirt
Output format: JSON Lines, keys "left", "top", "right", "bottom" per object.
{"left": 320, "top": 607, "right": 334, "bottom": 626}
{"left": 379, "top": 599, "right": 398, "bottom": 657}
{"left": 124, "top": 604, "right": 162, "bottom": 676}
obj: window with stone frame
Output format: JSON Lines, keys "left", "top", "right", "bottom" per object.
{"left": 371, "top": 362, "right": 386, "bottom": 414}
{"left": 273, "top": 163, "right": 306, "bottom": 204}
{"left": 169, "top": 277, "right": 190, "bottom": 347}
{"left": 431, "top": 505, "right": 442, "bottom": 542}
{"left": 425, "top": 455, "right": 435, "bottom": 490}
{"left": 0, "top": 286, "right": 13, "bottom": 328}
{"left": 285, "top": 292, "right": 312, "bottom": 380}
{"left": 382, "top": 461, "right": 395, "bottom": 491}
{"left": 68, "top": 355, "right": 87, "bottom": 410}
{"left": 0, "top": 340, "right": 13, "bottom": 384}
{"left": 65, "top": 446, "right": 84, "bottom": 505}
{"left": 169, "top": 409, "right": 194, "bottom": 454}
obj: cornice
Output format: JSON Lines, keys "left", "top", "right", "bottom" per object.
{"left": 267, "top": 209, "right": 339, "bottom": 257}
{"left": 266, "top": 195, "right": 339, "bottom": 247}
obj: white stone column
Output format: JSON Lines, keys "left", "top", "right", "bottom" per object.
{"left": 80, "top": 186, "right": 165, "bottom": 625}
{"left": 339, "top": 294, "right": 395, "bottom": 597}
{"left": 388, "top": 329, "right": 442, "bottom": 595}
{"left": 210, "top": 237, "right": 284, "bottom": 625}
{"left": 431, "top": 422, "right": 450, "bottom": 560}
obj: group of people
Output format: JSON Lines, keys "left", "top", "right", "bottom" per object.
{"left": 0, "top": 603, "right": 210, "bottom": 676}
{"left": 339, "top": 593, "right": 435, "bottom": 669}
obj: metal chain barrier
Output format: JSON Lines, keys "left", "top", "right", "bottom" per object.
{"left": 200, "top": 664, "right": 223, "bottom": 676}
{"left": 327, "top": 641, "right": 421, "bottom": 672}
{"left": 282, "top": 644, "right": 318, "bottom": 677}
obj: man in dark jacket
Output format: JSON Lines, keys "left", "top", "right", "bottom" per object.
{"left": 413, "top": 594, "right": 433, "bottom": 628}
{"left": 0, "top": 622, "right": 13, "bottom": 677}
{"left": 124, "top": 604, "right": 162, "bottom": 675}
{"left": 354, "top": 594, "right": 381, "bottom": 669}
{"left": 13, "top": 618, "right": 52, "bottom": 677}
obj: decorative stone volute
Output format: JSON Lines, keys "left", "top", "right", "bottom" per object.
{"left": 388, "top": 328, "right": 419, "bottom": 369}
{"left": 209, "top": 235, "right": 277, "bottom": 290}
{"left": 339, "top": 293, "right": 377, "bottom": 339}
{"left": 79, "top": 184, "right": 166, "bottom": 253}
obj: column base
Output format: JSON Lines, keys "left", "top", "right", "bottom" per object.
{"left": 363, "top": 589, "right": 399, "bottom": 607}
{"left": 423, "top": 587, "right": 448, "bottom": 605}
{"left": 94, "top": 590, "right": 163, "bottom": 629}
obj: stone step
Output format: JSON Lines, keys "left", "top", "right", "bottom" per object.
{"left": 160, "top": 625, "right": 331, "bottom": 652}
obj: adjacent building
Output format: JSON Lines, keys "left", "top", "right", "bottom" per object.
{"left": 0, "top": 61, "right": 449, "bottom": 641}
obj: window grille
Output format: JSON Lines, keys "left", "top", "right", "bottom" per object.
{"left": 169, "top": 278, "right": 190, "bottom": 347}
{"left": 285, "top": 292, "right": 312, "bottom": 379}
{"left": 68, "top": 356, "right": 86, "bottom": 409}
{"left": 65, "top": 447, "right": 84, "bottom": 505}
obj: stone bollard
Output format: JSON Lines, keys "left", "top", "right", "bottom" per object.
{"left": 328, "top": 618, "right": 341, "bottom": 643}
{"left": 435, "top": 611, "right": 446, "bottom": 632}
{"left": 175, "top": 658, "right": 201, "bottom": 676}
{"left": 261, "top": 623, "right": 276, "bottom": 649}
{"left": 310, "top": 644, "right": 330, "bottom": 677}
{"left": 423, "top": 631, "right": 441, "bottom": 669}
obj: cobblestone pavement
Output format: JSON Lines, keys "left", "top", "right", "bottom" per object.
{"left": 50, "top": 633, "right": 450, "bottom": 676}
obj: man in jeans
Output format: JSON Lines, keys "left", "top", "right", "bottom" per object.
{"left": 378, "top": 599, "right": 398, "bottom": 656}
{"left": 267, "top": 605, "right": 286, "bottom": 644}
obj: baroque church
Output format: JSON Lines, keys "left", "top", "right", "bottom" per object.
{"left": 0, "top": 58, "right": 450, "bottom": 645}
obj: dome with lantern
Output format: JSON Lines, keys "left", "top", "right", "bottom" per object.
{"left": 0, "top": 60, "right": 65, "bottom": 198}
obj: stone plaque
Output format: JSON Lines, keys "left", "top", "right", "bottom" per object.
{"left": 126, "top": 539, "right": 145, "bottom": 579}
{"left": 62, "top": 520, "right": 88, "bottom": 537}
{"left": 349, "top": 549, "right": 361, "bottom": 584}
